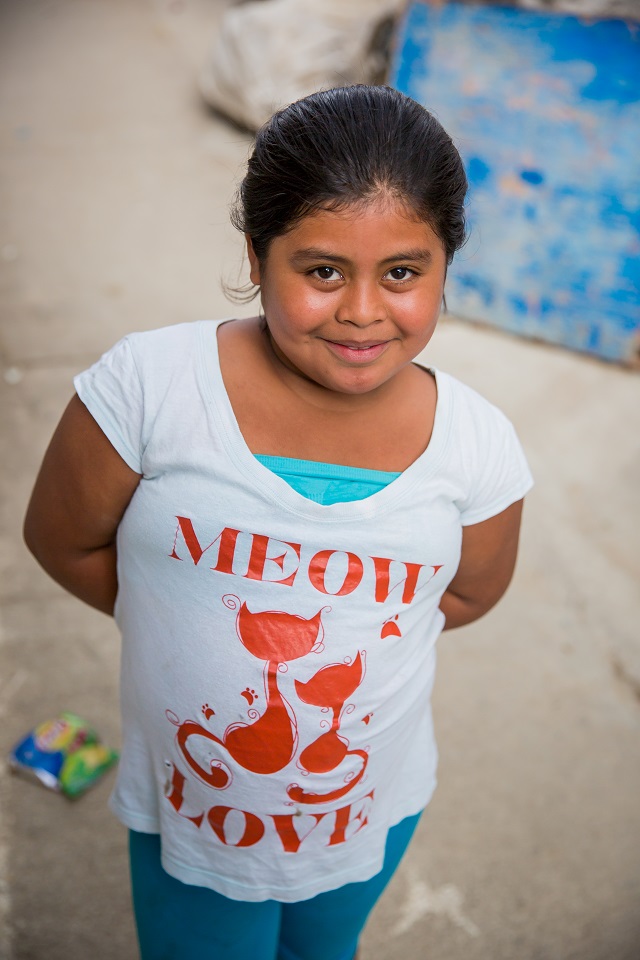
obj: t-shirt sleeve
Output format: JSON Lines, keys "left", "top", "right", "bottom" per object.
{"left": 457, "top": 403, "right": 534, "bottom": 527}
{"left": 73, "top": 336, "right": 144, "bottom": 474}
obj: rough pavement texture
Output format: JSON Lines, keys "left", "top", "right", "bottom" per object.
{"left": 1, "top": 2, "right": 639, "bottom": 959}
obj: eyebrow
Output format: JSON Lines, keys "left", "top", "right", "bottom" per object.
{"left": 289, "top": 247, "right": 434, "bottom": 267}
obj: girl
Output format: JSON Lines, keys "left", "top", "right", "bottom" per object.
{"left": 24, "top": 85, "right": 533, "bottom": 960}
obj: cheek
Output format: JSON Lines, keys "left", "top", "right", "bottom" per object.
{"left": 266, "top": 284, "right": 334, "bottom": 328}
{"left": 397, "top": 291, "right": 442, "bottom": 328}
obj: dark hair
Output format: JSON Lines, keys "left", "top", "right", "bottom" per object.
{"left": 230, "top": 85, "right": 467, "bottom": 297}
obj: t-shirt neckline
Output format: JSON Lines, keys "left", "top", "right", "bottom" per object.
{"left": 196, "top": 318, "right": 453, "bottom": 522}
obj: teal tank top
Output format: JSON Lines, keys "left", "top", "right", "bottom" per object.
{"left": 254, "top": 455, "right": 400, "bottom": 506}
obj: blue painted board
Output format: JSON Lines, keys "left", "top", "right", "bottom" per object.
{"left": 390, "top": 2, "right": 640, "bottom": 364}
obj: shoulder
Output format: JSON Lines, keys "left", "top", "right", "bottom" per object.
{"left": 434, "top": 368, "right": 515, "bottom": 436}
{"left": 430, "top": 370, "right": 533, "bottom": 523}
{"left": 75, "top": 318, "right": 228, "bottom": 412}
{"left": 119, "top": 319, "right": 231, "bottom": 381}
{"left": 124, "top": 319, "right": 218, "bottom": 358}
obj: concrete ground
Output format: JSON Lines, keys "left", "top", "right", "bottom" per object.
{"left": 1, "top": 2, "right": 639, "bottom": 958}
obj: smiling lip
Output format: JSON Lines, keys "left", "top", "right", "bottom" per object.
{"left": 323, "top": 339, "right": 390, "bottom": 363}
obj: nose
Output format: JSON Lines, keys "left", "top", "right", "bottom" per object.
{"left": 334, "top": 280, "right": 386, "bottom": 327}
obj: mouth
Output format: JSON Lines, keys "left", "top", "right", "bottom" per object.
{"left": 323, "top": 339, "right": 390, "bottom": 364}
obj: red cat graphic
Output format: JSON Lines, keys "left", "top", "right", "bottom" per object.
{"left": 171, "top": 600, "right": 326, "bottom": 786}
{"left": 287, "top": 652, "right": 368, "bottom": 804}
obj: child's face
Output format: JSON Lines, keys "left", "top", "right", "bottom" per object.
{"left": 247, "top": 199, "right": 447, "bottom": 397}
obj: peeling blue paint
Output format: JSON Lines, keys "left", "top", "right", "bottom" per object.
{"left": 467, "top": 156, "right": 491, "bottom": 186}
{"left": 544, "top": 17, "right": 640, "bottom": 105}
{"left": 509, "top": 294, "right": 529, "bottom": 316}
{"left": 520, "top": 170, "right": 545, "bottom": 186}
{"left": 390, "top": 2, "right": 640, "bottom": 364}
{"left": 587, "top": 325, "right": 601, "bottom": 351}
{"left": 457, "top": 273, "right": 495, "bottom": 306}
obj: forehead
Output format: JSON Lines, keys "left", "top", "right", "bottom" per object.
{"left": 273, "top": 199, "right": 445, "bottom": 259}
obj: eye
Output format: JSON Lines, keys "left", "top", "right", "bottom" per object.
{"left": 311, "top": 266, "right": 343, "bottom": 282}
{"left": 384, "top": 266, "right": 415, "bottom": 282}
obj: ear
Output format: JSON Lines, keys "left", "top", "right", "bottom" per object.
{"left": 246, "top": 235, "right": 261, "bottom": 286}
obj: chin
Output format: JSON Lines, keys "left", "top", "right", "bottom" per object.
{"left": 324, "top": 373, "right": 389, "bottom": 396}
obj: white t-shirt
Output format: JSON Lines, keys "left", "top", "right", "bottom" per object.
{"left": 74, "top": 319, "right": 533, "bottom": 902}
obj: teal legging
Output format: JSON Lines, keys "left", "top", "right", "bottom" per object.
{"left": 129, "top": 812, "right": 421, "bottom": 960}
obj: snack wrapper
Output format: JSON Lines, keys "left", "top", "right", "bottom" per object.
{"left": 9, "top": 712, "right": 118, "bottom": 798}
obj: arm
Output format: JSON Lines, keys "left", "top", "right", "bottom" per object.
{"left": 440, "top": 499, "right": 524, "bottom": 630}
{"left": 23, "top": 395, "right": 142, "bottom": 616}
